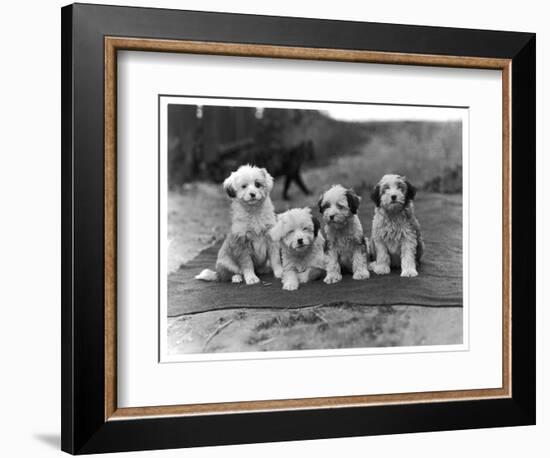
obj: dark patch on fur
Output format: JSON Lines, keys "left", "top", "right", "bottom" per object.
{"left": 405, "top": 180, "right": 417, "bottom": 205}
{"left": 370, "top": 184, "right": 381, "bottom": 207}
{"left": 359, "top": 236, "right": 367, "bottom": 255}
{"left": 345, "top": 189, "right": 361, "bottom": 214}
{"left": 225, "top": 184, "right": 236, "bottom": 198}
{"left": 318, "top": 196, "right": 329, "bottom": 214}
{"left": 312, "top": 216, "right": 321, "bottom": 237}
{"left": 323, "top": 238, "right": 330, "bottom": 253}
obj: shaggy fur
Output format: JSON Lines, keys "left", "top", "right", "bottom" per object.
{"left": 195, "top": 165, "right": 282, "bottom": 285}
{"left": 318, "top": 185, "right": 370, "bottom": 284}
{"left": 269, "top": 208, "right": 326, "bottom": 291}
{"left": 369, "top": 174, "right": 424, "bottom": 277}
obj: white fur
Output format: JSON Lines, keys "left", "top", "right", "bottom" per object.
{"left": 195, "top": 165, "right": 282, "bottom": 284}
{"left": 318, "top": 185, "right": 370, "bottom": 284}
{"left": 369, "top": 174, "right": 424, "bottom": 277}
{"left": 270, "top": 208, "right": 326, "bottom": 291}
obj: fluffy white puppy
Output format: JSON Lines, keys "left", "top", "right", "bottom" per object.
{"left": 195, "top": 164, "right": 282, "bottom": 285}
{"left": 269, "top": 208, "right": 326, "bottom": 291}
{"left": 369, "top": 174, "right": 424, "bottom": 277}
{"left": 318, "top": 185, "right": 370, "bottom": 284}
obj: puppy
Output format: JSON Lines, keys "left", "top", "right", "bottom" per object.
{"left": 369, "top": 174, "right": 424, "bottom": 277}
{"left": 195, "top": 164, "right": 282, "bottom": 285}
{"left": 269, "top": 208, "right": 326, "bottom": 291}
{"left": 318, "top": 185, "right": 370, "bottom": 284}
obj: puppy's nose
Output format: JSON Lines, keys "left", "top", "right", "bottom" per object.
{"left": 297, "top": 238, "right": 303, "bottom": 245}
{"left": 329, "top": 215, "right": 334, "bottom": 221}
{"left": 391, "top": 194, "right": 397, "bottom": 201}
{"left": 250, "top": 192, "right": 256, "bottom": 198}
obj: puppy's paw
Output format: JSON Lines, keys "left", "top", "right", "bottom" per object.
{"left": 244, "top": 273, "right": 260, "bottom": 285}
{"left": 273, "top": 267, "right": 283, "bottom": 279}
{"left": 353, "top": 269, "right": 370, "bottom": 280}
{"left": 371, "top": 263, "right": 390, "bottom": 275}
{"left": 324, "top": 272, "right": 342, "bottom": 284}
{"left": 282, "top": 279, "right": 299, "bottom": 291}
{"left": 400, "top": 268, "right": 418, "bottom": 278}
{"left": 231, "top": 274, "right": 243, "bottom": 283}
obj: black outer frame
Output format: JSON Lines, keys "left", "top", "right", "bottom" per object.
{"left": 61, "top": 3, "right": 535, "bottom": 454}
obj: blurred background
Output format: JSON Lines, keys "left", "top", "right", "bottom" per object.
{"left": 168, "top": 103, "right": 462, "bottom": 192}
{"left": 166, "top": 103, "right": 463, "bottom": 272}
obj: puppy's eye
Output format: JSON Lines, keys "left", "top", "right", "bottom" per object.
{"left": 241, "top": 184, "right": 247, "bottom": 189}
{"left": 303, "top": 227, "right": 310, "bottom": 231}
{"left": 254, "top": 181, "right": 262, "bottom": 188}
{"left": 336, "top": 204, "right": 344, "bottom": 210}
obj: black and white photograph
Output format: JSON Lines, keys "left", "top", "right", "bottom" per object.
{"left": 161, "top": 96, "right": 466, "bottom": 358}
{"left": 2, "top": 0, "right": 540, "bottom": 455}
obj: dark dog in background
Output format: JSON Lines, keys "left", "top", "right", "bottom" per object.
{"left": 277, "top": 140, "right": 315, "bottom": 200}
{"left": 217, "top": 140, "right": 316, "bottom": 201}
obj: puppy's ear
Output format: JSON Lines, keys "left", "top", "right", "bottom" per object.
{"left": 370, "top": 184, "right": 381, "bottom": 207}
{"left": 269, "top": 218, "right": 284, "bottom": 242}
{"left": 223, "top": 173, "right": 236, "bottom": 198}
{"left": 312, "top": 215, "right": 321, "bottom": 237}
{"left": 345, "top": 189, "right": 361, "bottom": 214}
{"left": 261, "top": 168, "right": 274, "bottom": 192}
{"left": 318, "top": 195, "right": 327, "bottom": 214}
{"left": 405, "top": 180, "right": 417, "bottom": 202}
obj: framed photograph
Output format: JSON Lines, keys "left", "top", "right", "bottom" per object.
{"left": 61, "top": 3, "right": 535, "bottom": 454}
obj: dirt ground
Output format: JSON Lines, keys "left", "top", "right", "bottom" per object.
{"left": 168, "top": 304, "right": 462, "bottom": 355}
{"left": 166, "top": 152, "right": 463, "bottom": 355}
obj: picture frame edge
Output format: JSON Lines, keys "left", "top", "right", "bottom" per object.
{"left": 61, "top": 3, "right": 536, "bottom": 454}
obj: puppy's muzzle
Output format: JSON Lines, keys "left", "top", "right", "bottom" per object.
{"left": 325, "top": 213, "right": 344, "bottom": 225}
{"left": 245, "top": 191, "right": 261, "bottom": 203}
{"left": 291, "top": 236, "right": 310, "bottom": 250}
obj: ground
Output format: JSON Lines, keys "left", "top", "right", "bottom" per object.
{"left": 166, "top": 151, "right": 463, "bottom": 355}
{"left": 168, "top": 305, "right": 462, "bottom": 355}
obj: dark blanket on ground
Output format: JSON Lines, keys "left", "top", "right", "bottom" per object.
{"left": 168, "top": 193, "right": 462, "bottom": 316}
